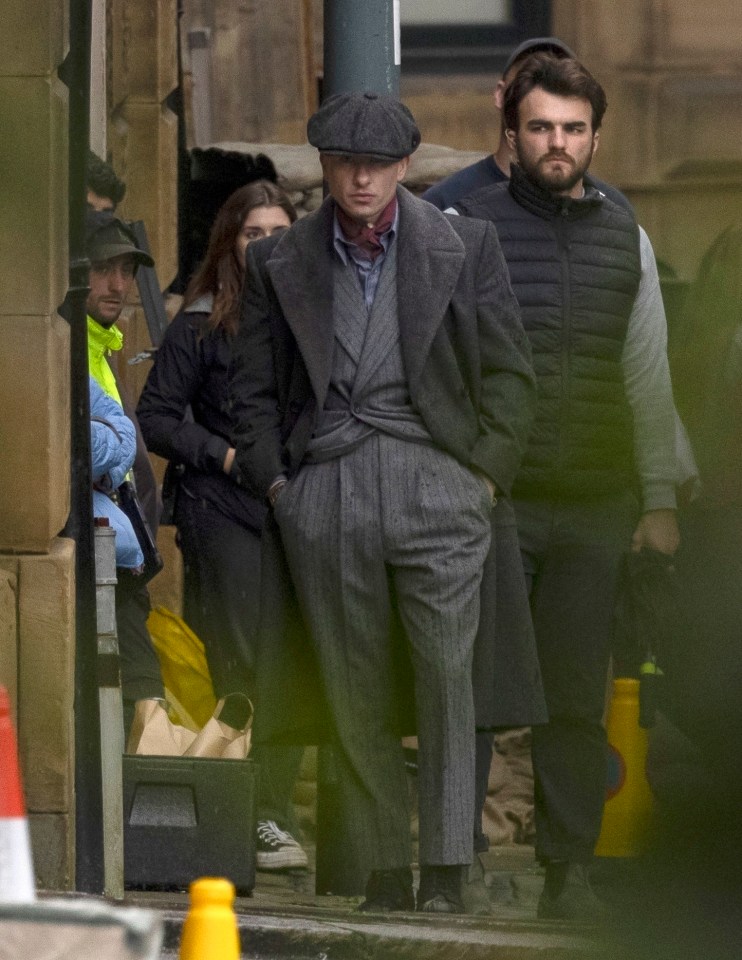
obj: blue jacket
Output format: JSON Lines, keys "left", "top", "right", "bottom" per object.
{"left": 90, "top": 376, "right": 144, "bottom": 569}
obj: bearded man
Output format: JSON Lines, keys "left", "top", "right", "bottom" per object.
{"left": 454, "top": 54, "right": 679, "bottom": 920}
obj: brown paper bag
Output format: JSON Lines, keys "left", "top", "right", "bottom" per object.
{"left": 126, "top": 694, "right": 252, "bottom": 759}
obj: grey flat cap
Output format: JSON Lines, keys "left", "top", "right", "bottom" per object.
{"left": 307, "top": 91, "right": 421, "bottom": 160}
{"left": 502, "top": 37, "right": 576, "bottom": 76}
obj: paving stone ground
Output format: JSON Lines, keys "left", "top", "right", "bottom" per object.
{"left": 126, "top": 844, "right": 628, "bottom": 959}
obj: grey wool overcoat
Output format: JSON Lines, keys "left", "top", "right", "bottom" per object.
{"left": 230, "top": 186, "right": 547, "bottom": 744}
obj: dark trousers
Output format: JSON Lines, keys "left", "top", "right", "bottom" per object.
{"left": 177, "top": 493, "right": 262, "bottom": 697}
{"left": 515, "top": 493, "right": 638, "bottom": 864}
{"left": 116, "top": 582, "right": 164, "bottom": 704}
{"left": 472, "top": 496, "right": 541, "bottom": 853}
{"left": 474, "top": 731, "right": 494, "bottom": 853}
{"left": 275, "top": 435, "right": 491, "bottom": 868}
{"left": 176, "top": 493, "right": 303, "bottom": 832}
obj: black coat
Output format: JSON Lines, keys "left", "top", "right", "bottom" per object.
{"left": 137, "top": 301, "right": 266, "bottom": 532}
{"left": 230, "top": 187, "right": 547, "bottom": 743}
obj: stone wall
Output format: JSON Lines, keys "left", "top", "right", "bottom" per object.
{"left": 0, "top": 0, "right": 183, "bottom": 891}
{"left": 0, "top": 0, "right": 70, "bottom": 555}
{"left": 109, "top": 0, "right": 179, "bottom": 290}
{"left": 552, "top": 0, "right": 742, "bottom": 282}
{"left": 207, "top": 140, "right": 490, "bottom": 214}
{"left": 0, "top": 0, "right": 78, "bottom": 890}
{"left": 185, "top": 0, "right": 742, "bottom": 281}
{"left": 180, "top": 0, "right": 319, "bottom": 147}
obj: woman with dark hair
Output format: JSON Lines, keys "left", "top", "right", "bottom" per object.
{"left": 138, "top": 180, "right": 308, "bottom": 872}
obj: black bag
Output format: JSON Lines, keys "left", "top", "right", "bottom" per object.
{"left": 114, "top": 480, "right": 164, "bottom": 585}
{"left": 613, "top": 548, "right": 677, "bottom": 728}
{"left": 160, "top": 460, "right": 185, "bottom": 526}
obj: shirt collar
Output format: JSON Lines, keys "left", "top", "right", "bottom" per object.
{"left": 332, "top": 201, "right": 399, "bottom": 266}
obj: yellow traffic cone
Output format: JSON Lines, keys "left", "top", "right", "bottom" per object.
{"left": 595, "top": 678, "right": 653, "bottom": 857}
{"left": 178, "top": 877, "right": 240, "bottom": 960}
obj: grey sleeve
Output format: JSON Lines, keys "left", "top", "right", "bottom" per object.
{"left": 621, "top": 226, "right": 677, "bottom": 512}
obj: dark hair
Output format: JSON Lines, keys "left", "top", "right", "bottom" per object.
{"left": 502, "top": 38, "right": 574, "bottom": 79}
{"left": 184, "top": 180, "right": 297, "bottom": 337}
{"left": 503, "top": 53, "right": 608, "bottom": 133}
{"left": 86, "top": 151, "right": 126, "bottom": 207}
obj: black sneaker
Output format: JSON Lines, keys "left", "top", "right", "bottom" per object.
{"left": 358, "top": 868, "right": 415, "bottom": 912}
{"left": 537, "top": 862, "right": 610, "bottom": 922}
{"left": 256, "top": 820, "right": 309, "bottom": 871}
{"left": 417, "top": 865, "right": 465, "bottom": 914}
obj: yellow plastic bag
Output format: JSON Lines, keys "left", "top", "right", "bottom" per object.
{"left": 147, "top": 605, "right": 217, "bottom": 729}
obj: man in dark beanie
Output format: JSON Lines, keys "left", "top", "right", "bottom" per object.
{"left": 230, "top": 92, "right": 541, "bottom": 913}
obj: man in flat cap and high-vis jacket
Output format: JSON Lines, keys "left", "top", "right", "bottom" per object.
{"left": 230, "top": 92, "right": 541, "bottom": 914}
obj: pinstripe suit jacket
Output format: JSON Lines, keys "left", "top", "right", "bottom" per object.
{"left": 230, "top": 186, "right": 546, "bottom": 743}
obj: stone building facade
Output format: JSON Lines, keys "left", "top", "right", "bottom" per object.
{"left": 1, "top": 0, "right": 78, "bottom": 890}
{"left": 0, "top": 0, "right": 180, "bottom": 889}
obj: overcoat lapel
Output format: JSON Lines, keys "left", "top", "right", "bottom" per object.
{"left": 395, "top": 188, "right": 467, "bottom": 393}
{"left": 333, "top": 262, "right": 367, "bottom": 365}
{"left": 352, "top": 244, "right": 399, "bottom": 395}
{"left": 265, "top": 190, "right": 468, "bottom": 407}
{"left": 265, "top": 199, "right": 336, "bottom": 409}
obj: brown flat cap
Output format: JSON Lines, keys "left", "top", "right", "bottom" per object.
{"left": 307, "top": 91, "right": 420, "bottom": 161}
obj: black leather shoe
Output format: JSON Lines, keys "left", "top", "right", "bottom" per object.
{"left": 417, "top": 865, "right": 465, "bottom": 914}
{"left": 537, "top": 862, "right": 610, "bottom": 922}
{"left": 461, "top": 853, "right": 493, "bottom": 916}
{"left": 357, "top": 867, "right": 415, "bottom": 913}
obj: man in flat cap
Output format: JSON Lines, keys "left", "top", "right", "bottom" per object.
{"left": 230, "top": 92, "right": 539, "bottom": 913}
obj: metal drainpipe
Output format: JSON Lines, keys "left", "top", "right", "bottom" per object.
{"left": 323, "top": 0, "right": 400, "bottom": 97}
{"left": 314, "top": 0, "right": 401, "bottom": 898}
{"left": 61, "top": 0, "right": 105, "bottom": 893}
{"left": 94, "top": 520, "right": 124, "bottom": 899}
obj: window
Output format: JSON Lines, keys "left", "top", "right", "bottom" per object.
{"left": 402, "top": 0, "right": 511, "bottom": 27}
{"left": 401, "top": 0, "right": 551, "bottom": 74}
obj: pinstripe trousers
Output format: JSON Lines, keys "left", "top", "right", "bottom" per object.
{"left": 274, "top": 431, "right": 492, "bottom": 868}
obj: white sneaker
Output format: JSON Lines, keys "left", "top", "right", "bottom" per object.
{"left": 256, "top": 819, "right": 309, "bottom": 871}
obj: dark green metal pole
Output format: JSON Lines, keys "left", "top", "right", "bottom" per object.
{"left": 61, "top": 0, "right": 105, "bottom": 892}
{"left": 323, "top": 0, "right": 400, "bottom": 98}
{"left": 315, "top": 0, "right": 401, "bottom": 898}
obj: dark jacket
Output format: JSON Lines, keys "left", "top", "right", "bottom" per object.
{"left": 230, "top": 187, "right": 547, "bottom": 742}
{"left": 232, "top": 189, "right": 537, "bottom": 498}
{"left": 137, "top": 299, "right": 266, "bottom": 533}
{"left": 457, "top": 165, "right": 641, "bottom": 501}
{"left": 423, "top": 153, "right": 636, "bottom": 218}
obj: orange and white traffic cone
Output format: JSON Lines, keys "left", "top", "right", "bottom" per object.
{"left": 0, "top": 685, "right": 35, "bottom": 901}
